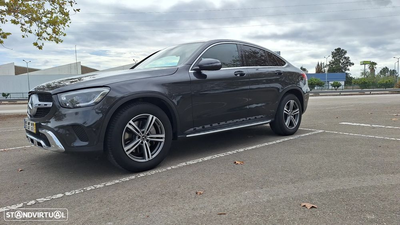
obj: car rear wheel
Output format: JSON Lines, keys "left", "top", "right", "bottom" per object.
{"left": 106, "top": 103, "right": 172, "bottom": 172}
{"left": 270, "top": 94, "right": 302, "bottom": 136}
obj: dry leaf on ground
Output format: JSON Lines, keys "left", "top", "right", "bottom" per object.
{"left": 196, "top": 191, "right": 204, "bottom": 195}
{"left": 217, "top": 212, "right": 227, "bottom": 215}
{"left": 301, "top": 203, "right": 317, "bottom": 209}
{"left": 234, "top": 161, "right": 244, "bottom": 165}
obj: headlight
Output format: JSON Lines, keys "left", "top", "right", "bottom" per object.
{"left": 58, "top": 87, "right": 110, "bottom": 108}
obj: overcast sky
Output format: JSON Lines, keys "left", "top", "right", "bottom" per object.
{"left": 1, "top": 0, "right": 399, "bottom": 75}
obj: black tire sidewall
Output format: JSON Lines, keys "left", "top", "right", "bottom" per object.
{"left": 107, "top": 103, "right": 172, "bottom": 172}
{"left": 273, "top": 94, "right": 302, "bottom": 135}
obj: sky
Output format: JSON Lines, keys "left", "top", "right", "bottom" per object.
{"left": 0, "top": 0, "right": 399, "bottom": 75}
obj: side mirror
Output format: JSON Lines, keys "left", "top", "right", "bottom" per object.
{"left": 193, "top": 58, "right": 222, "bottom": 71}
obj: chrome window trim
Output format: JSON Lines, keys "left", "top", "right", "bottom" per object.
{"left": 189, "top": 41, "right": 288, "bottom": 72}
{"left": 189, "top": 42, "right": 243, "bottom": 72}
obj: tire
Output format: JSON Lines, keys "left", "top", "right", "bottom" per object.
{"left": 105, "top": 103, "right": 172, "bottom": 172}
{"left": 270, "top": 94, "right": 302, "bottom": 136}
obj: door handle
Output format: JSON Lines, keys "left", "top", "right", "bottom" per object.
{"left": 275, "top": 70, "right": 283, "bottom": 75}
{"left": 234, "top": 71, "right": 246, "bottom": 77}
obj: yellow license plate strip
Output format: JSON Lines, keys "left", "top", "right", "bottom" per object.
{"left": 24, "top": 119, "right": 37, "bottom": 133}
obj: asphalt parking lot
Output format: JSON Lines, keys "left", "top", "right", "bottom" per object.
{"left": 0, "top": 94, "right": 399, "bottom": 224}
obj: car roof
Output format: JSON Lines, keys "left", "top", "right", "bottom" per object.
{"left": 180, "top": 39, "right": 265, "bottom": 48}
{"left": 204, "top": 39, "right": 266, "bottom": 48}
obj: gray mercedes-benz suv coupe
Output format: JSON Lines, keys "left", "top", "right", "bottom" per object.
{"left": 24, "top": 39, "right": 309, "bottom": 172}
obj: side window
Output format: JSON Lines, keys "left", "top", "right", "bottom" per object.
{"left": 242, "top": 45, "right": 286, "bottom": 67}
{"left": 242, "top": 46, "right": 268, "bottom": 66}
{"left": 269, "top": 54, "right": 286, "bottom": 66}
{"left": 201, "top": 44, "right": 241, "bottom": 68}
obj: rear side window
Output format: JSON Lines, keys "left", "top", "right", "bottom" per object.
{"left": 242, "top": 45, "right": 286, "bottom": 67}
{"left": 201, "top": 44, "right": 241, "bottom": 68}
{"left": 270, "top": 53, "right": 286, "bottom": 66}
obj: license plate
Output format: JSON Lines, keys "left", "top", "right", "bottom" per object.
{"left": 24, "top": 119, "right": 37, "bottom": 133}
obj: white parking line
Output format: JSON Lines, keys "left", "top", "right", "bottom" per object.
{"left": 340, "top": 122, "right": 400, "bottom": 130}
{"left": 0, "top": 130, "right": 323, "bottom": 212}
{"left": 311, "top": 94, "right": 400, "bottom": 99}
{"left": 0, "top": 127, "right": 22, "bottom": 130}
{"left": 325, "top": 130, "right": 400, "bottom": 141}
{"left": 301, "top": 128, "right": 400, "bottom": 141}
{"left": 0, "top": 128, "right": 24, "bottom": 133}
{"left": 0, "top": 145, "right": 33, "bottom": 152}
{"left": 324, "top": 105, "right": 355, "bottom": 110}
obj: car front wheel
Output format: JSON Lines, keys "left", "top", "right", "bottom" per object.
{"left": 106, "top": 103, "right": 172, "bottom": 172}
{"left": 270, "top": 94, "right": 302, "bottom": 136}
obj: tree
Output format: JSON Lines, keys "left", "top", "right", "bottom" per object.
{"left": 300, "top": 66, "right": 308, "bottom": 73}
{"left": 2, "top": 92, "right": 10, "bottom": 99}
{"left": 377, "top": 77, "right": 395, "bottom": 89}
{"left": 378, "top": 67, "right": 390, "bottom": 77}
{"left": 331, "top": 81, "right": 342, "bottom": 90}
{"left": 368, "top": 61, "right": 377, "bottom": 76}
{"left": 327, "top": 48, "right": 354, "bottom": 73}
{"left": 390, "top": 69, "right": 398, "bottom": 77}
{"left": 0, "top": 0, "right": 79, "bottom": 50}
{"left": 345, "top": 74, "right": 354, "bottom": 86}
{"left": 308, "top": 77, "right": 325, "bottom": 90}
{"left": 315, "top": 62, "right": 325, "bottom": 73}
{"left": 353, "top": 78, "right": 371, "bottom": 89}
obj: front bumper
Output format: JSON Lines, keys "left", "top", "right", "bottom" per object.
{"left": 26, "top": 129, "right": 65, "bottom": 152}
{"left": 24, "top": 91, "right": 115, "bottom": 153}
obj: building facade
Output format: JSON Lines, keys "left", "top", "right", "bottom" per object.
{"left": 307, "top": 73, "right": 346, "bottom": 89}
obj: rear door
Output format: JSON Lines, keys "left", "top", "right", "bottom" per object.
{"left": 189, "top": 43, "right": 250, "bottom": 129}
{"left": 241, "top": 45, "right": 287, "bottom": 120}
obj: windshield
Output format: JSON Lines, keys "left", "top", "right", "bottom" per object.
{"left": 135, "top": 42, "right": 204, "bottom": 70}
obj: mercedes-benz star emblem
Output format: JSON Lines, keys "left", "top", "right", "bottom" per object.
{"left": 27, "top": 94, "right": 39, "bottom": 116}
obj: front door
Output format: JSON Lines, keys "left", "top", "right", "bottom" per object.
{"left": 189, "top": 43, "right": 250, "bottom": 130}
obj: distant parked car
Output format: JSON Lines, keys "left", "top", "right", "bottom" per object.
{"left": 24, "top": 39, "right": 309, "bottom": 172}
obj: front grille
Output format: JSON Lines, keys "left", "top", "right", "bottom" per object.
{"left": 28, "top": 93, "right": 53, "bottom": 118}
{"left": 38, "top": 93, "right": 53, "bottom": 102}
{"left": 32, "top": 108, "right": 51, "bottom": 118}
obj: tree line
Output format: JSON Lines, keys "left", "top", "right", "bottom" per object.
{"left": 301, "top": 48, "right": 399, "bottom": 90}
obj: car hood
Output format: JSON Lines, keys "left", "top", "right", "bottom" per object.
{"left": 32, "top": 67, "right": 178, "bottom": 94}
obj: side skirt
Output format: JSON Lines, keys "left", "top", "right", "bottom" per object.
{"left": 185, "top": 120, "right": 271, "bottom": 138}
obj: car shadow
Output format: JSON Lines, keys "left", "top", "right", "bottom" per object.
{"left": 167, "top": 125, "right": 277, "bottom": 160}
{"left": 23, "top": 125, "right": 280, "bottom": 181}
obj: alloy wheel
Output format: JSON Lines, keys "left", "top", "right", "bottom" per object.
{"left": 121, "top": 114, "right": 165, "bottom": 162}
{"left": 283, "top": 100, "right": 300, "bottom": 129}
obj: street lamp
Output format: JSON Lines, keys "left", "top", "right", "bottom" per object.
{"left": 324, "top": 55, "right": 331, "bottom": 89}
{"left": 23, "top": 60, "right": 31, "bottom": 91}
{"left": 394, "top": 57, "right": 399, "bottom": 83}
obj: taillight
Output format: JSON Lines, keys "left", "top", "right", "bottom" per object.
{"left": 301, "top": 73, "right": 307, "bottom": 81}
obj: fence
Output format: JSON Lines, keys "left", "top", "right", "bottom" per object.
{"left": 0, "top": 92, "right": 29, "bottom": 100}
{"left": 311, "top": 88, "right": 400, "bottom": 95}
